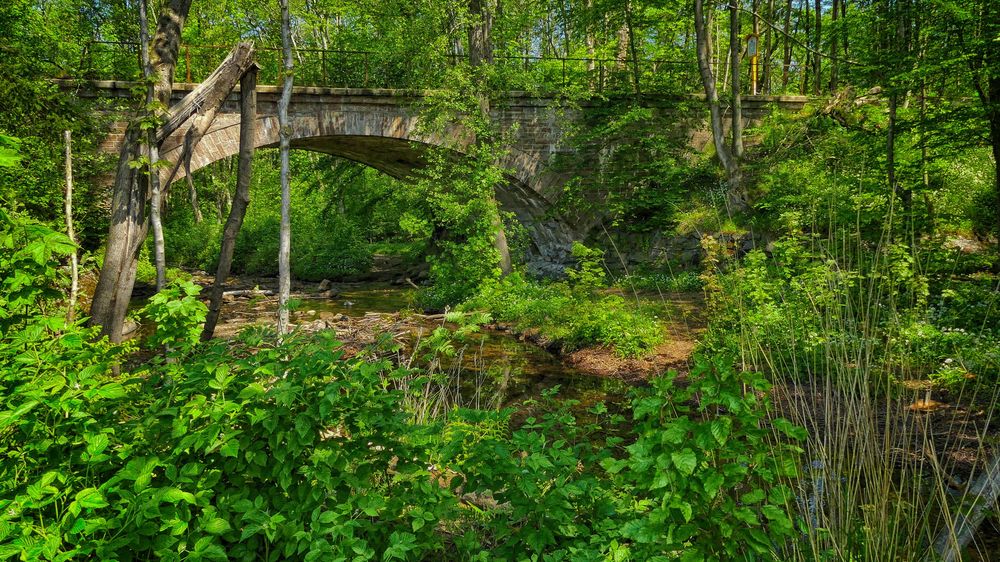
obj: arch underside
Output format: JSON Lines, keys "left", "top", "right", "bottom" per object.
{"left": 164, "top": 117, "right": 574, "bottom": 270}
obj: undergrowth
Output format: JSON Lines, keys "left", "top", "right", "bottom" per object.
{"left": 462, "top": 244, "right": 664, "bottom": 358}
{"left": 0, "top": 212, "right": 805, "bottom": 560}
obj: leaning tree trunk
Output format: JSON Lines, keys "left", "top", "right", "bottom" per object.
{"left": 90, "top": 0, "right": 192, "bottom": 341}
{"left": 926, "top": 451, "right": 1000, "bottom": 562}
{"left": 277, "top": 0, "right": 294, "bottom": 337}
{"left": 202, "top": 67, "right": 258, "bottom": 341}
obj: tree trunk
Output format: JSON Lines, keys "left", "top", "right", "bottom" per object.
{"left": 586, "top": 0, "right": 596, "bottom": 78}
{"left": 151, "top": 0, "right": 193, "bottom": 108}
{"left": 624, "top": 0, "right": 642, "bottom": 95}
{"left": 781, "top": 0, "right": 792, "bottom": 89}
{"left": 469, "top": 0, "right": 512, "bottom": 276}
{"left": 468, "top": 0, "right": 494, "bottom": 66}
{"left": 830, "top": 0, "right": 839, "bottom": 91}
{"left": 160, "top": 43, "right": 257, "bottom": 187}
{"left": 187, "top": 173, "right": 203, "bottom": 223}
{"left": 202, "top": 67, "right": 257, "bottom": 341}
{"left": 90, "top": 0, "right": 193, "bottom": 341}
{"left": 140, "top": 0, "right": 166, "bottom": 291}
{"left": 927, "top": 451, "right": 1000, "bottom": 562}
{"left": 90, "top": 40, "right": 254, "bottom": 341}
{"left": 801, "top": 0, "right": 810, "bottom": 94}
{"left": 841, "top": 0, "right": 848, "bottom": 59}
{"left": 277, "top": 0, "right": 294, "bottom": 337}
{"left": 695, "top": 0, "right": 743, "bottom": 211}
{"left": 813, "top": 0, "right": 821, "bottom": 95}
{"left": 729, "top": 0, "right": 746, "bottom": 209}
{"left": 990, "top": 76, "right": 1000, "bottom": 267}
{"left": 762, "top": 0, "right": 774, "bottom": 93}
{"left": 89, "top": 129, "right": 148, "bottom": 342}
{"left": 63, "top": 130, "right": 78, "bottom": 322}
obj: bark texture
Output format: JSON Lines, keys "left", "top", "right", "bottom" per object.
{"left": 202, "top": 67, "right": 258, "bottom": 340}
{"left": 277, "top": 0, "right": 294, "bottom": 336}
{"left": 63, "top": 130, "right": 78, "bottom": 322}
{"left": 694, "top": 0, "right": 746, "bottom": 211}
{"left": 89, "top": 8, "right": 254, "bottom": 342}
{"left": 90, "top": 0, "right": 192, "bottom": 341}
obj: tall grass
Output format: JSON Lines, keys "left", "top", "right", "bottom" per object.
{"left": 698, "top": 214, "right": 1000, "bottom": 560}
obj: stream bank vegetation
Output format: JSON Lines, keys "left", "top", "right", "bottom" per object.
{"left": 2, "top": 216, "right": 802, "bottom": 560}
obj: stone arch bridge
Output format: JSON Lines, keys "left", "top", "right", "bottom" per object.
{"left": 68, "top": 80, "right": 806, "bottom": 270}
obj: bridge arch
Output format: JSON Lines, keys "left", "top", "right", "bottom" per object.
{"left": 159, "top": 102, "right": 575, "bottom": 268}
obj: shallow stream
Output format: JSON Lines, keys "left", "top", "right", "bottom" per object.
{"left": 214, "top": 282, "right": 634, "bottom": 410}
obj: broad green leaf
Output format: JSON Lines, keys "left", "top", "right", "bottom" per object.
{"left": 671, "top": 449, "right": 697, "bottom": 476}
{"left": 75, "top": 488, "right": 108, "bottom": 509}
{"left": 202, "top": 518, "right": 231, "bottom": 535}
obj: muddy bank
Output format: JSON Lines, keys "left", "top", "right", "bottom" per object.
{"left": 485, "top": 292, "right": 706, "bottom": 382}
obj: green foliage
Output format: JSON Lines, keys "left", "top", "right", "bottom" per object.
{"left": 0, "top": 136, "right": 22, "bottom": 168}
{"left": 141, "top": 280, "right": 209, "bottom": 352}
{"left": 410, "top": 68, "right": 513, "bottom": 309}
{"left": 0, "top": 271, "right": 805, "bottom": 561}
{"left": 566, "top": 242, "right": 607, "bottom": 292}
{"left": 0, "top": 223, "right": 803, "bottom": 559}
{"left": 620, "top": 270, "right": 705, "bottom": 293}
{"left": 465, "top": 270, "right": 663, "bottom": 358}
{"left": 606, "top": 357, "right": 804, "bottom": 561}
{"left": 0, "top": 208, "right": 75, "bottom": 331}
{"left": 160, "top": 154, "right": 373, "bottom": 281}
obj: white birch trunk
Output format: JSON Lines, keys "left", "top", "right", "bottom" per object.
{"left": 63, "top": 130, "right": 78, "bottom": 322}
{"left": 277, "top": 0, "right": 294, "bottom": 337}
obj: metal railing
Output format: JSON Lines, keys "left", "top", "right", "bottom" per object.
{"left": 74, "top": 40, "right": 707, "bottom": 94}
{"left": 71, "top": 40, "right": 807, "bottom": 97}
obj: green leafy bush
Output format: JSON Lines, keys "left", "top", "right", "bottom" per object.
{"left": 0, "top": 208, "right": 75, "bottom": 331}
{"left": 465, "top": 271, "right": 663, "bottom": 358}
{"left": 0, "top": 213, "right": 809, "bottom": 560}
{"left": 620, "top": 270, "right": 705, "bottom": 293}
{"left": 141, "top": 280, "right": 209, "bottom": 352}
{"left": 606, "top": 357, "right": 804, "bottom": 561}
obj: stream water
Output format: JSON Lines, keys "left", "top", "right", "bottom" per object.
{"left": 216, "top": 282, "right": 634, "bottom": 410}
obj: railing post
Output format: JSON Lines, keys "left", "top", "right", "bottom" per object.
{"left": 322, "top": 50, "right": 327, "bottom": 85}
{"left": 364, "top": 52, "right": 369, "bottom": 87}
{"left": 185, "top": 45, "right": 192, "bottom": 82}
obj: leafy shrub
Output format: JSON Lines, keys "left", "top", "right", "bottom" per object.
{"left": 606, "top": 357, "right": 804, "bottom": 560}
{"left": 231, "top": 211, "right": 372, "bottom": 281}
{"left": 141, "top": 280, "right": 209, "bottom": 352}
{"left": 0, "top": 215, "right": 808, "bottom": 560}
{"left": 162, "top": 213, "right": 223, "bottom": 272}
{"left": 464, "top": 271, "right": 663, "bottom": 358}
{"left": 0, "top": 208, "right": 75, "bottom": 331}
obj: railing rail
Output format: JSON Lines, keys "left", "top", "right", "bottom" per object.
{"left": 70, "top": 40, "right": 795, "bottom": 96}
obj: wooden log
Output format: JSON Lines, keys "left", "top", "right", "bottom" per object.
{"left": 156, "top": 42, "right": 256, "bottom": 143}
{"left": 221, "top": 289, "right": 274, "bottom": 298}
{"left": 927, "top": 451, "right": 1000, "bottom": 562}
